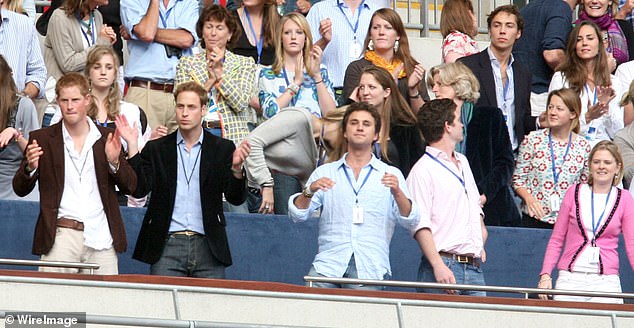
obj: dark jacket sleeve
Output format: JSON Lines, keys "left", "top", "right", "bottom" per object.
{"left": 12, "top": 134, "right": 40, "bottom": 197}
{"left": 221, "top": 139, "right": 247, "bottom": 206}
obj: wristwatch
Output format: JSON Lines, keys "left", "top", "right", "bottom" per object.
{"left": 302, "top": 186, "right": 314, "bottom": 198}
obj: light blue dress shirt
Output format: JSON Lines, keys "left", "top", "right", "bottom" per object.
{"left": 169, "top": 131, "right": 205, "bottom": 234}
{"left": 121, "top": 0, "right": 198, "bottom": 83}
{"left": 488, "top": 47, "right": 517, "bottom": 150}
{"left": 306, "top": 0, "right": 382, "bottom": 87}
{"left": 0, "top": 9, "right": 47, "bottom": 97}
{"left": 288, "top": 154, "right": 420, "bottom": 280}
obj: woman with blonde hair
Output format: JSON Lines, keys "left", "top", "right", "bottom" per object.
{"left": 439, "top": 0, "right": 479, "bottom": 63}
{"left": 0, "top": 55, "right": 39, "bottom": 200}
{"left": 539, "top": 140, "right": 634, "bottom": 303}
{"left": 514, "top": 88, "right": 591, "bottom": 228}
{"left": 258, "top": 12, "right": 336, "bottom": 119}
{"left": 354, "top": 65, "right": 423, "bottom": 177}
{"left": 343, "top": 8, "right": 428, "bottom": 112}
{"left": 428, "top": 62, "right": 518, "bottom": 226}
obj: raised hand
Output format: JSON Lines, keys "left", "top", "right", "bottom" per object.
{"left": 309, "top": 45, "right": 323, "bottom": 79}
{"left": 0, "top": 127, "right": 18, "bottom": 148}
{"left": 296, "top": 0, "right": 311, "bottom": 14}
{"left": 105, "top": 130, "right": 122, "bottom": 165}
{"left": 597, "top": 85, "right": 615, "bottom": 105}
{"left": 318, "top": 19, "right": 332, "bottom": 43}
{"left": 25, "top": 139, "right": 43, "bottom": 172}
{"left": 381, "top": 172, "right": 401, "bottom": 194}
{"left": 294, "top": 54, "right": 304, "bottom": 86}
{"left": 232, "top": 140, "right": 251, "bottom": 172}
{"left": 391, "top": 63, "right": 404, "bottom": 81}
{"left": 407, "top": 63, "right": 426, "bottom": 89}
{"left": 101, "top": 24, "right": 117, "bottom": 44}
{"left": 308, "top": 177, "right": 335, "bottom": 193}
{"left": 150, "top": 125, "right": 168, "bottom": 140}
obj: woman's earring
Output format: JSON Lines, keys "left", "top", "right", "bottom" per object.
{"left": 368, "top": 40, "right": 374, "bottom": 51}
{"left": 393, "top": 40, "right": 400, "bottom": 52}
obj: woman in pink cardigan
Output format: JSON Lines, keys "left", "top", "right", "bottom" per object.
{"left": 538, "top": 140, "right": 634, "bottom": 303}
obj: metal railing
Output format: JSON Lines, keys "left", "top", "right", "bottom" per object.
{"left": 391, "top": 0, "right": 516, "bottom": 37}
{"left": 1, "top": 274, "right": 633, "bottom": 328}
{"left": 304, "top": 275, "right": 634, "bottom": 301}
{"left": 0, "top": 258, "right": 99, "bottom": 274}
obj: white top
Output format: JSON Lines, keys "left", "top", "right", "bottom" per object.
{"left": 57, "top": 118, "right": 113, "bottom": 250}
{"left": 549, "top": 72, "right": 624, "bottom": 146}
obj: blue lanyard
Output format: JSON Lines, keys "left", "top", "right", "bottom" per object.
{"left": 159, "top": 5, "right": 174, "bottom": 29}
{"left": 78, "top": 11, "right": 95, "bottom": 46}
{"left": 177, "top": 142, "right": 202, "bottom": 187}
{"left": 282, "top": 67, "right": 300, "bottom": 106}
{"left": 342, "top": 164, "right": 373, "bottom": 204}
{"left": 548, "top": 130, "right": 572, "bottom": 186}
{"left": 337, "top": 0, "right": 365, "bottom": 40}
{"left": 94, "top": 118, "right": 109, "bottom": 127}
{"left": 244, "top": 7, "right": 264, "bottom": 64}
{"left": 585, "top": 85, "right": 598, "bottom": 106}
{"left": 425, "top": 151, "right": 466, "bottom": 192}
{"left": 591, "top": 186, "right": 612, "bottom": 246}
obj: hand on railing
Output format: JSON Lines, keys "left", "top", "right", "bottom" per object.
{"left": 537, "top": 274, "right": 552, "bottom": 300}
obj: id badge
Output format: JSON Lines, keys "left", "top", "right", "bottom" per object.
{"left": 352, "top": 204, "right": 364, "bottom": 224}
{"left": 588, "top": 246, "right": 600, "bottom": 264}
{"left": 550, "top": 194, "right": 561, "bottom": 212}
{"left": 349, "top": 41, "right": 362, "bottom": 59}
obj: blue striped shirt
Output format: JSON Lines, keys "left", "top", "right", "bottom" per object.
{"left": 307, "top": 0, "right": 383, "bottom": 87}
{"left": 0, "top": 9, "right": 47, "bottom": 97}
{"left": 121, "top": 0, "right": 198, "bottom": 83}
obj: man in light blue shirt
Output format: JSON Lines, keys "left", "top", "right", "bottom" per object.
{"left": 0, "top": 7, "right": 47, "bottom": 99}
{"left": 121, "top": 0, "right": 198, "bottom": 133}
{"left": 307, "top": 0, "right": 383, "bottom": 105}
{"left": 288, "top": 102, "right": 419, "bottom": 290}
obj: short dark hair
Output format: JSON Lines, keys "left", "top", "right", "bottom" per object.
{"left": 56, "top": 72, "right": 90, "bottom": 98}
{"left": 342, "top": 102, "right": 382, "bottom": 136}
{"left": 487, "top": 4, "right": 523, "bottom": 32}
{"left": 417, "top": 99, "right": 457, "bottom": 144}
{"left": 197, "top": 4, "right": 240, "bottom": 49}
{"left": 174, "top": 81, "right": 208, "bottom": 108}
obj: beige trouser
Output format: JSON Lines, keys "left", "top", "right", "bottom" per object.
{"left": 39, "top": 227, "right": 118, "bottom": 275}
{"left": 125, "top": 86, "right": 177, "bottom": 133}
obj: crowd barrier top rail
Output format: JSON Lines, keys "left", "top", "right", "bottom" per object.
{"left": 304, "top": 275, "right": 634, "bottom": 300}
{"left": 0, "top": 258, "right": 99, "bottom": 274}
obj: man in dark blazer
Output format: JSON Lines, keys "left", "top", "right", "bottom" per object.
{"left": 459, "top": 5, "right": 537, "bottom": 152}
{"left": 13, "top": 72, "right": 137, "bottom": 274}
{"left": 120, "top": 81, "right": 250, "bottom": 278}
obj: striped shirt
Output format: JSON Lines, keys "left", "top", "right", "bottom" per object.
{"left": 0, "top": 9, "right": 47, "bottom": 97}
{"left": 307, "top": 0, "right": 383, "bottom": 87}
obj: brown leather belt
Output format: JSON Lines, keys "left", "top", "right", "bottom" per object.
{"left": 170, "top": 230, "right": 202, "bottom": 236}
{"left": 202, "top": 120, "right": 221, "bottom": 129}
{"left": 57, "top": 217, "right": 84, "bottom": 231}
{"left": 439, "top": 251, "right": 479, "bottom": 267}
{"left": 128, "top": 79, "right": 174, "bottom": 93}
